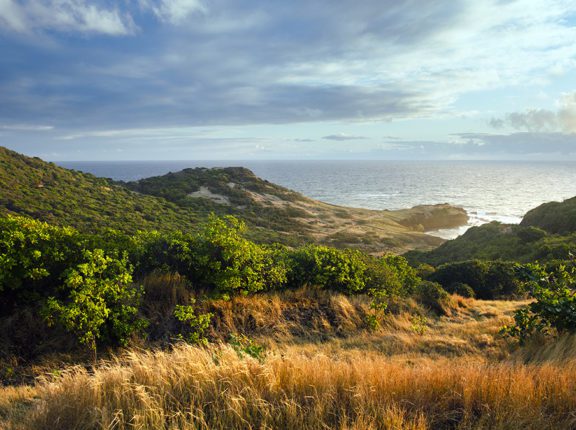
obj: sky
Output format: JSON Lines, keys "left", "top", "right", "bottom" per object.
{"left": 1, "top": 0, "right": 576, "bottom": 160}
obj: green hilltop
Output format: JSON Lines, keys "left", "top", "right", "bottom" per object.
{"left": 406, "top": 196, "right": 576, "bottom": 266}
{"left": 0, "top": 146, "right": 469, "bottom": 253}
{"left": 521, "top": 197, "right": 576, "bottom": 235}
{"left": 0, "top": 146, "right": 200, "bottom": 233}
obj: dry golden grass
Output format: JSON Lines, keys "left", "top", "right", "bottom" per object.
{"left": 0, "top": 385, "right": 37, "bottom": 428}
{"left": 2, "top": 293, "right": 573, "bottom": 430}
{"left": 9, "top": 344, "right": 576, "bottom": 430}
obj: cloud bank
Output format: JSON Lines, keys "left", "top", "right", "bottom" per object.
{"left": 491, "top": 93, "right": 576, "bottom": 133}
{"left": 0, "top": 0, "right": 575, "bottom": 159}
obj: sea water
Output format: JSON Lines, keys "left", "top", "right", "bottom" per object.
{"left": 59, "top": 160, "right": 576, "bottom": 239}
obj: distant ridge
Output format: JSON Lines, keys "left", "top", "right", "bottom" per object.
{"left": 405, "top": 196, "right": 576, "bottom": 265}
{"left": 0, "top": 146, "right": 468, "bottom": 252}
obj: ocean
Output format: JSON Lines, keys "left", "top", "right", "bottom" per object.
{"left": 59, "top": 160, "right": 576, "bottom": 239}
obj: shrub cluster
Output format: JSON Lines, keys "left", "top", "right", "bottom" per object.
{"left": 0, "top": 214, "right": 422, "bottom": 355}
{"left": 503, "top": 261, "right": 576, "bottom": 342}
{"left": 429, "top": 260, "right": 526, "bottom": 299}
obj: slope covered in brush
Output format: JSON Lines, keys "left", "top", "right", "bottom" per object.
{"left": 406, "top": 220, "right": 576, "bottom": 266}
{"left": 521, "top": 196, "right": 576, "bottom": 234}
{"left": 0, "top": 146, "right": 468, "bottom": 252}
{"left": 0, "top": 146, "right": 199, "bottom": 233}
{"left": 123, "top": 166, "right": 468, "bottom": 252}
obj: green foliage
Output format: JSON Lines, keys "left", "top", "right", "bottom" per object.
{"left": 430, "top": 260, "right": 525, "bottom": 299}
{"left": 363, "top": 255, "right": 422, "bottom": 329}
{"left": 286, "top": 245, "right": 368, "bottom": 293}
{"left": 0, "top": 146, "right": 200, "bottom": 234}
{"left": 521, "top": 197, "right": 576, "bottom": 234}
{"left": 228, "top": 333, "right": 266, "bottom": 361}
{"left": 173, "top": 300, "right": 213, "bottom": 345}
{"left": 44, "top": 249, "right": 144, "bottom": 350}
{"left": 416, "top": 263, "right": 436, "bottom": 279}
{"left": 406, "top": 221, "right": 576, "bottom": 266}
{"left": 193, "top": 215, "right": 287, "bottom": 294}
{"left": 364, "top": 313, "right": 380, "bottom": 331}
{"left": 416, "top": 281, "right": 451, "bottom": 315}
{"left": 451, "top": 282, "right": 475, "bottom": 298}
{"left": 377, "top": 254, "right": 420, "bottom": 295}
{"left": 364, "top": 289, "right": 391, "bottom": 331}
{"left": 0, "top": 215, "right": 81, "bottom": 298}
{"left": 130, "top": 215, "right": 288, "bottom": 295}
{"left": 410, "top": 314, "right": 429, "bottom": 335}
{"left": 503, "top": 263, "right": 576, "bottom": 342}
{"left": 0, "top": 213, "right": 434, "bottom": 357}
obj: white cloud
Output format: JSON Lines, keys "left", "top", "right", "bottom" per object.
{"left": 323, "top": 133, "right": 368, "bottom": 141}
{"left": 0, "top": 0, "right": 27, "bottom": 31}
{"left": 491, "top": 92, "right": 576, "bottom": 133}
{"left": 0, "top": 0, "right": 134, "bottom": 35}
{"left": 143, "top": 0, "right": 205, "bottom": 24}
{"left": 275, "top": 0, "right": 576, "bottom": 107}
{"left": 2, "top": 0, "right": 576, "bottom": 161}
{"left": 0, "top": 124, "right": 53, "bottom": 131}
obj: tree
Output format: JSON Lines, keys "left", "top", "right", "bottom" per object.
{"left": 45, "top": 249, "right": 144, "bottom": 359}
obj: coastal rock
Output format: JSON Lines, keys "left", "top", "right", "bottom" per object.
{"left": 393, "top": 204, "right": 469, "bottom": 232}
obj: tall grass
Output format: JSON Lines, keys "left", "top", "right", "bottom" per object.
{"left": 15, "top": 343, "right": 576, "bottom": 430}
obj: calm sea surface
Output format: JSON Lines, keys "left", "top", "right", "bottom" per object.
{"left": 59, "top": 160, "right": 576, "bottom": 239}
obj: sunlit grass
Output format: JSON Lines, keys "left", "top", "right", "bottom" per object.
{"left": 1, "top": 293, "right": 570, "bottom": 430}
{"left": 10, "top": 343, "right": 576, "bottom": 430}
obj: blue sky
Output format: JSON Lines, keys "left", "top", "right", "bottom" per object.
{"left": 1, "top": 0, "right": 576, "bottom": 160}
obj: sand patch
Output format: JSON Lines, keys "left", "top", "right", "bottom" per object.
{"left": 188, "top": 186, "right": 231, "bottom": 205}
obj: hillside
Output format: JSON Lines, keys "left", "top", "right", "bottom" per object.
{"left": 0, "top": 147, "right": 200, "bottom": 233}
{"left": 0, "top": 146, "right": 468, "bottom": 253}
{"left": 123, "top": 166, "right": 468, "bottom": 252}
{"left": 521, "top": 196, "right": 576, "bottom": 234}
{"left": 4, "top": 293, "right": 576, "bottom": 430}
{"left": 406, "top": 214, "right": 576, "bottom": 266}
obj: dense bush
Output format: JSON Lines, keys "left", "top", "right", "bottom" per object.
{"left": 451, "top": 282, "right": 475, "bottom": 298}
{"left": 521, "top": 197, "right": 576, "bottom": 234}
{"left": 0, "top": 216, "right": 145, "bottom": 354}
{"left": 0, "top": 216, "right": 82, "bottom": 308}
{"left": 173, "top": 300, "right": 213, "bottom": 345}
{"left": 44, "top": 249, "right": 144, "bottom": 353}
{"left": 503, "top": 263, "right": 576, "bottom": 342}
{"left": 1, "top": 214, "right": 426, "bottom": 355}
{"left": 430, "top": 260, "right": 525, "bottom": 299}
{"left": 406, "top": 221, "right": 576, "bottom": 266}
{"left": 286, "top": 245, "right": 368, "bottom": 293}
{"left": 13, "top": 212, "right": 547, "bottom": 360}
{"left": 415, "top": 281, "right": 451, "bottom": 315}
{"left": 192, "top": 215, "right": 287, "bottom": 295}
{"left": 135, "top": 215, "right": 287, "bottom": 295}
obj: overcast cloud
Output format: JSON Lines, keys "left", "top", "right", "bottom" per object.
{"left": 1, "top": 0, "right": 576, "bottom": 159}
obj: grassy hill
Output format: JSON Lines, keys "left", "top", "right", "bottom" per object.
{"left": 0, "top": 146, "right": 469, "bottom": 253}
{"left": 123, "top": 165, "right": 469, "bottom": 252}
{"left": 0, "top": 146, "right": 200, "bottom": 233}
{"left": 521, "top": 196, "right": 576, "bottom": 234}
{"left": 406, "top": 217, "right": 576, "bottom": 266}
{"left": 4, "top": 293, "right": 576, "bottom": 430}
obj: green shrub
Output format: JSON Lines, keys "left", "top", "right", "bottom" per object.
{"left": 174, "top": 300, "right": 213, "bottom": 345}
{"left": 44, "top": 249, "right": 145, "bottom": 354}
{"left": 450, "top": 282, "right": 475, "bottom": 298}
{"left": 0, "top": 215, "right": 82, "bottom": 308}
{"left": 503, "top": 263, "right": 576, "bottom": 342}
{"left": 133, "top": 215, "right": 288, "bottom": 295}
{"left": 430, "top": 260, "right": 523, "bottom": 299}
{"left": 410, "top": 314, "right": 429, "bottom": 335}
{"left": 416, "top": 281, "right": 451, "bottom": 315}
{"left": 228, "top": 333, "right": 266, "bottom": 361}
{"left": 286, "top": 245, "right": 368, "bottom": 293}
{"left": 192, "top": 215, "right": 288, "bottom": 294}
